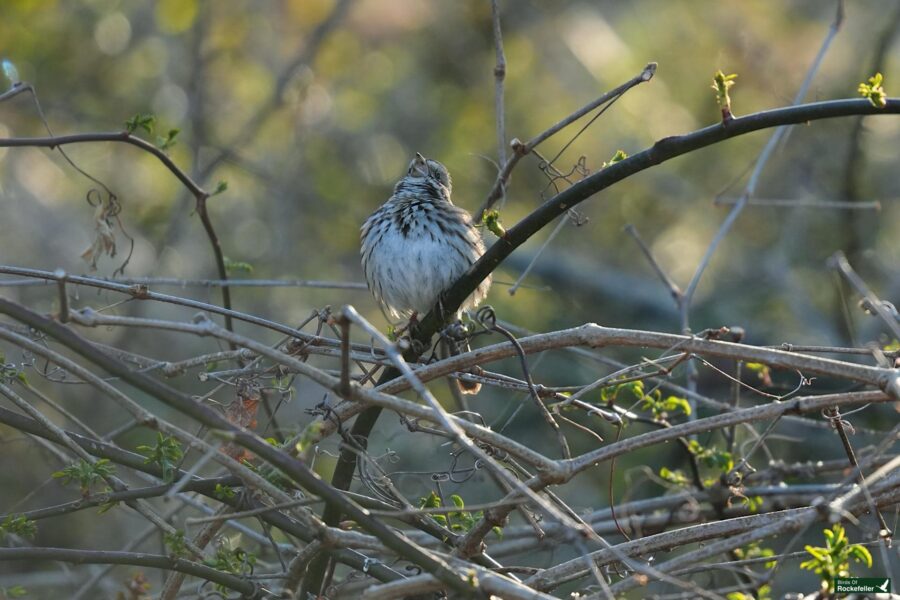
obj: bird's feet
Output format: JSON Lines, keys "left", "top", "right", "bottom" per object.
{"left": 391, "top": 312, "right": 418, "bottom": 339}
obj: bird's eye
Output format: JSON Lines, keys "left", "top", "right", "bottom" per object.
{"left": 427, "top": 162, "right": 450, "bottom": 188}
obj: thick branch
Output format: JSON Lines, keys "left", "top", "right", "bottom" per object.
{"left": 420, "top": 98, "right": 900, "bottom": 341}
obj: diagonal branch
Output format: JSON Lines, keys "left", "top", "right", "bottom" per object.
{"left": 419, "top": 98, "right": 900, "bottom": 344}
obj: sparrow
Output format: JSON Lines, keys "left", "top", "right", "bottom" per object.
{"left": 361, "top": 153, "right": 491, "bottom": 393}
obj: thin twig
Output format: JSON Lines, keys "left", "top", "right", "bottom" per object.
{"left": 0, "top": 132, "right": 206, "bottom": 196}
{"left": 623, "top": 224, "right": 683, "bottom": 303}
{"left": 0, "top": 382, "right": 206, "bottom": 558}
{"left": 477, "top": 62, "right": 657, "bottom": 218}
{"left": 0, "top": 275, "right": 367, "bottom": 289}
{"left": 829, "top": 250, "right": 900, "bottom": 340}
{"left": 507, "top": 212, "right": 570, "bottom": 295}
{"left": 0, "top": 265, "right": 330, "bottom": 341}
{"left": 186, "top": 498, "right": 321, "bottom": 526}
{"left": 713, "top": 196, "right": 882, "bottom": 210}
{"left": 823, "top": 407, "right": 891, "bottom": 533}
{"left": 491, "top": 0, "right": 507, "bottom": 169}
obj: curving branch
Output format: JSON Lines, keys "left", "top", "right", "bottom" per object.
{"left": 0, "top": 132, "right": 207, "bottom": 197}
{"left": 0, "top": 547, "right": 260, "bottom": 597}
{"left": 420, "top": 98, "right": 900, "bottom": 341}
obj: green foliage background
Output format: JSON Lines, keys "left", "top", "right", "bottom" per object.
{"left": 0, "top": 1, "right": 897, "bottom": 338}
{"left": 0, "top": 0, "right": 897, "bottom": 596}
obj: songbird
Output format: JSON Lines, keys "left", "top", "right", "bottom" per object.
{"left": 361, "top": 153, "right": 491, "bottom": 393}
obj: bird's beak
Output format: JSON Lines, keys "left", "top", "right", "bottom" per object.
{"left": 412, "top": 152, "right": 429, "bottom": 177}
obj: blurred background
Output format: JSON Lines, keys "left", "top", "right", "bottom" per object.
{"left": 0, "top": 0, "right": 898, "bottom": 597}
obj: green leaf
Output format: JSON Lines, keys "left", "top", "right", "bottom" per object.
{"left": 125, "top": 113, "right": 156, "bottom": 135}
{"left": 744, "top": 362, "right": 772, "bottom": 385}
{"left": 465, "top": 569, "right": 478, "bottom": 587}
{"left": 849, "top": 545, "right": 873, "bottom": 567}
{"left": 203, "top": 542, "right": 257, "bottom": 592}
{"left": 0, "top": 514, "right": 36, "bottom": 539}
{"left": 799, "top": 557, "right": 818, "bottom": 571}
{"left": 804, "top": 545, "right": 827, "bottom": 561}
{"left": 223, "top": 257, "right": 254, "bottom": 274}
{"left": 603, "top": 379, "right": 644, "bottom": 404}
{"left": 164, "top": 530, "right": 189, "bottom": 558}
{"left": 137, "top": 433, "right": 184, "bottom": 483}
{"left": 52, "top": 459, "right": 115, "bottom": 493}
{"left": 482, "top": 210, "right": 506, "bottom": 238}
{"left": 602, "top": 149, "right": 628, "bottom": 168}
{"left": 97, "top": 487, "right": 119, "bottom": 514}
{"left": 156, "top": 128, "right": 180, "bottom": 150}
{"left": 801, "top": 524, "right": 871, "bottom": 592}
{"left": 662, "top": 395, "right": 691, "bottom": 416}
{"left": 296, "top": 421, "right": 325, "bottom": 454}
{"left": 739, "top": 495, "right": 764, "bottom": 513}
{"left": 858, "top": 72, "right": 887, "bottom": 108}
{"left": 419, "top": 491, "right": 442, "bottom": 510}
{"left": 214, "top": 483, "right": 236, "bottom": 501}
{"left": 659, "top": 466, "right": 688, "bottom": 486}
{"left": 5, "top": 585, "right": 28, "bottom": 598}
{"left": 711, "top": 70, "right": 738, "bottom": 115}
{"left": 211, "top": 180, "right": 229, "bottom": 196}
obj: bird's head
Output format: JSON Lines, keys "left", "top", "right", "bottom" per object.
{"left": 406, "top": 152, "right": 452, "bottom": 194}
